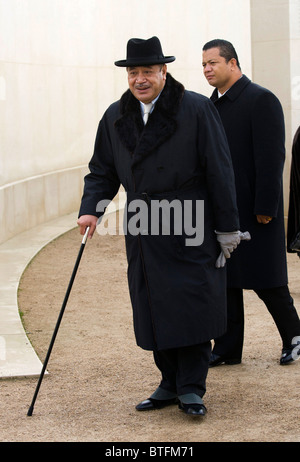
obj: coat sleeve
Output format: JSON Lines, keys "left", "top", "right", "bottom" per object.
{"left": 251, "top": 90, "right": 285, "bottom": 218}
{"left": 78, "top": 109, "right": 120, "bottom": 218}
{"left": 197, "top": 98, "right": 240, "bottom": 232}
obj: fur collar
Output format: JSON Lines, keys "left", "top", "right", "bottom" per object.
{"left": 114, "top": 73, "right": 185, "bottom": 161}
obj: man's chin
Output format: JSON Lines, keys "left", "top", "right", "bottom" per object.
{"left": 138, "top": 96, "right": 152, "bottom": 103}
{"left": 205, "top": 76, "right": 217, "bottom": 87}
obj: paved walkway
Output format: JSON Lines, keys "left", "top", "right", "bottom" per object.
{"left": 0, "top": 212, "right": 78, "bottom": 378}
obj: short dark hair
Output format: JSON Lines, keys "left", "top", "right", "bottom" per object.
{"left": 202, "top": 39, "right": 241, "bottom": 70}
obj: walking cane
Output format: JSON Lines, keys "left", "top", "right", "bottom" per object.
{"left": 27, "top": 227, "right": 90, "bottom": 416}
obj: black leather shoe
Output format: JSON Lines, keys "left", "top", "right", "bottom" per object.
{"left": 136, "top": 397, "right": 178, "bottom": 411}
{"left": 209, "top": 353, "right": 241, "bottom": 367}
{"left": 179, "top": 402, "right": 207, "bottom": 416}
{"left": 280, "top": 339, "right": 300, "bottom": 365}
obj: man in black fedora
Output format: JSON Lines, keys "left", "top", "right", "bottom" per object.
{"left": 77, "top": 36, "right": 247, "bottom": 417}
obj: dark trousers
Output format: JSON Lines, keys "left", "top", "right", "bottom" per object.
{"left": 153, "top": 342, "right": 211, "bottom": 398}
{"left": 213, "top": 285, "right": 300, "bottom": 359}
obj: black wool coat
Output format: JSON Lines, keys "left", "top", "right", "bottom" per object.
{"left": 79, "top": 73, "right": 239, "bottom": 351}
{"left": 211, "top": 75, "right": 287, "bottom": 289}
{"left": 287, "top": 126, "right": 300, "bottom": 257}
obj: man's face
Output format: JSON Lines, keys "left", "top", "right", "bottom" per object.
{"left": 202, "top": 47, "right": 234, "bottom": 93}
{"left": 127, "top": 64, "right": 167, "bottom": 103}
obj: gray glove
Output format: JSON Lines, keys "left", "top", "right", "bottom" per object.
{"left": 215, "top": 231, "right": 251, "bottom": 268}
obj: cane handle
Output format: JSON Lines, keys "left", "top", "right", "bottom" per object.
{"left": 82, "top": 226, "right": 90, "bottom": 244}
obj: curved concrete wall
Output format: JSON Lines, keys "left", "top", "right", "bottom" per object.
{"left": 0, "top": 166, "right": 88, "bottom": 243}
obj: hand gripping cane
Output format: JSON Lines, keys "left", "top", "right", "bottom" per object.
{"left": 27, "top": 227, "right": 90, "bottom": 416}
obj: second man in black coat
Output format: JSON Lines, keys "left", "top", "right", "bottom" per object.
{"left": 202, "top": 39, "right": 300, "bottom": 366}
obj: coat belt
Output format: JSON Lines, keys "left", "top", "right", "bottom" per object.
{"left": 127, "top": 184, "right": 201, "bottom": 204}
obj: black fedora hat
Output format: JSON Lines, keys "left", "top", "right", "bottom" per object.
{"left": 114, "top": 36, "right": 175, "bottom": 67}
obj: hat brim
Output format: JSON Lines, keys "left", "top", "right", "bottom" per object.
{"left": 114, "top": 56, "right": 176, "bottom": 67}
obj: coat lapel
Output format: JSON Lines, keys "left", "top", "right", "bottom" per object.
{"left": 211, "top": 75, "right": 251, "bottom": 103}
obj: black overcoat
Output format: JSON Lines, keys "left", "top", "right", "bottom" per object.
{"left": 211, "top": 75, "right": 287, "bottom": 289}
{"left": 79, "top": 74, "right": 239, "bottom": 351}
{"left": 287, "top": 126, "right": 300, "bottom": 257}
